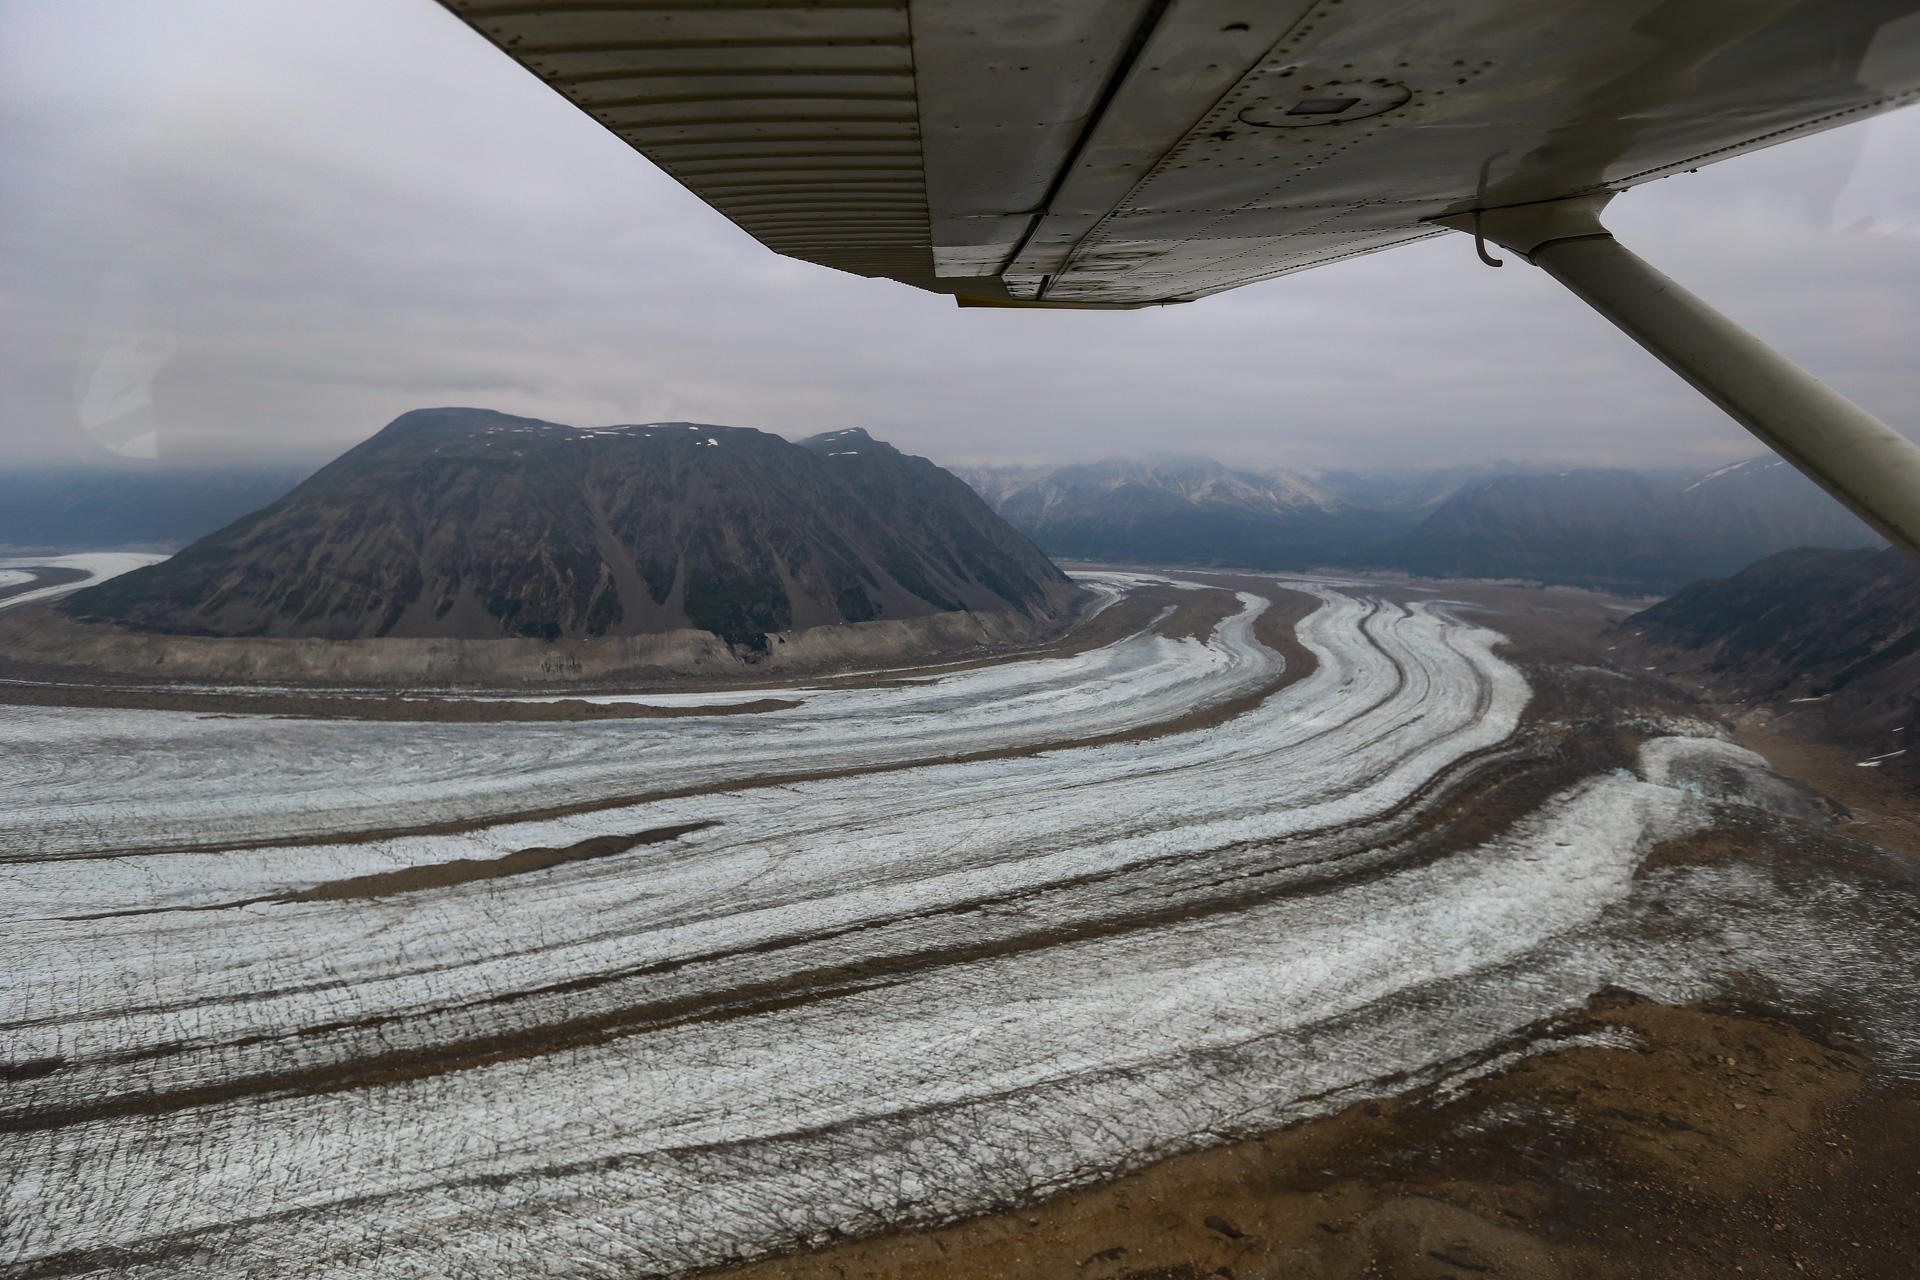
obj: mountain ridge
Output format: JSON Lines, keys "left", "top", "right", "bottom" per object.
{"left": 956, "top": 453, "right": 1880, "bottom": 589}
{"left": 953, "top": 454, "right": 1427, "bottom": 570}
{"left": 1380, "top": 458, "right": 1882, "bottom": 592}
{"left": 1626, "top": 546, "right": 1920, "bottom": 777}
{"left": 61, "top": 408, "right": 1078, "bottom": 650}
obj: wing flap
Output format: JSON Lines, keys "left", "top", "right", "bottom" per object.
{"left": 443, "top": 0, "right": 936, "bottom": 283}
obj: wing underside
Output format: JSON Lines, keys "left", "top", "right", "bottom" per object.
{"left": 440, "top": 0, "right": 1920, "bottom": 307}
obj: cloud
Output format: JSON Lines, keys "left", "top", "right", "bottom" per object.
{"left": 3, "top": 0, "right": 1918, "bottom": 473}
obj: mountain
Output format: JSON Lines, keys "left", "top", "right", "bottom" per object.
{"left": 1310, "top": 463, "right": 1516, "bottom": 514}
{"left": 945, "top": 450, "right": 1877, "bottom": 588}
{"left": 955, "top": 454, "right": 1421, "bottom": 569}
{"left": 1377, "top": 458, "right": 1882, "bottom": 592}
{"left": 0, "top": 465, "right": 310, "bottom": 552}
{"left": 1626, "top": 546, "right": 1920, "bottom": 774}
{"left": 59, "top": 409, "right": 1078, "bottom": 650}
{"left": 950, "top": 464, "right": 1058, "bottom": 511}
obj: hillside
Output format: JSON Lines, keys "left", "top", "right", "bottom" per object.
{"left": 60, "top": 409, "right": 1078, "bottom": 650}
{"left": 1627, "top": 546, "right": 1920, "bottom": 773}
{"left": 1379, "top": 458, "right": 1881, "bottom": 592}
{"left": 955, "top": 455, "right": 1420, "bottom": 569}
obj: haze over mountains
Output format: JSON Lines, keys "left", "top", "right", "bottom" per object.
{"left": 62, "top": 409, "right": 1075, "bottom": 649}
{"left": 949, "top": 456, "right": 1448, "bottom": 570}
{"left": 9, "top": 422, "right": 1882, "bottom": 602}
{"left": 0, "top": 467, "right": 309, "bottom": 553}
{"left": 959, "top": 454, "right": 1880, "bottom": 592}
{"left": 1380, "top": 459, "right": 1883, "bottom": 591}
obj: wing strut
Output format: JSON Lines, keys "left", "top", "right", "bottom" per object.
{"left": 1438, "top": 195, "right": 1920, "bottom": 564}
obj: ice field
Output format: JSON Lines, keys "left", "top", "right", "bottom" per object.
{"left": 4, "top": 574, "right": 1914, "bottom": 1278}
{"left": 0, "top": 552, "right": 165, "bottom": 614}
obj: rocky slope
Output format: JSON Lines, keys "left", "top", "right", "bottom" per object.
{"left": 1379, "top": 458, "right": 1881, "bottom": 592}
{"left": 1627, "top": 545, "right": 1920, "bottom": 773}
{"left": 59, "top": 409, "right": 1078, "bottom": 650}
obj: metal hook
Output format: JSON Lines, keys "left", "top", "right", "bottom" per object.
{"left": 1471, "top": 151, "right": 1507, "bottom": 268}
{"left": 1472, "top": 210, "right": 1504, "bottom": 268}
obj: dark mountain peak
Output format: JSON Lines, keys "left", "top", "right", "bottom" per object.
{"left": 366, "top": 410, "right": 758, "bottom": 448}
{"left": 328, "top": 415, "right": 804, "bottom": 482}
{"left": 61, "top": 409, "right": 1077, "bottom": 650}
{"left": 335, "top": 407, "right": 552, "bottom": 458}
{"left": 609, "top": 422, "right": 766, "bottom": 443}
{"left": 376, "top": 406, "right": 545, "bottom": 437}
{"left": 799, "top": 427, "right": 883, "bottom": 456}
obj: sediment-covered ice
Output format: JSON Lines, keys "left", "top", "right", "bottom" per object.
{"left": 0, "top": 551, "right": 167, "bottom": 613}
{"left": 2, "top": 575, "right": 1896, "bottom": 1279}
{"left": 0, "top": 574, "right": 1276, "bottom": 858}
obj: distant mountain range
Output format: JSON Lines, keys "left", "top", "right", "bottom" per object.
{"left": 1378, "top": 459, "right": 1883, "bottom": 592}
{"left": 948, "top": 452, "right": 1428, "bottom": 568}
{"left": 1628, "top": 546, "right": 1920, "bottom": 775}
{"left": 62, "top": 409, "right": 1076, "bottom": 649}
{"left": 9, "top": 436, "right": 1883, "bottom": 603}
{"left": 956, "top": 455, "right": 1880, "bottom": 592}
{"left": 0, "top": 466, "right": 308, "bottom": 552}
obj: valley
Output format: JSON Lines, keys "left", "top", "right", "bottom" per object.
{"left": 13, "top": 4, "right": 1920, "bottom": 1273}
{"left": 5, "top": 572, "right": 1916, "bottom": 1278}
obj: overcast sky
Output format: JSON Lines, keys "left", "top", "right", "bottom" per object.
{"left": 5, "top": 0, "right": 1920, "bottom": 475}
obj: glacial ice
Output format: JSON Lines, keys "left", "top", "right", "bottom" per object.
{"left": 1, "top": 573, "right": 1885, "bottom": 1279}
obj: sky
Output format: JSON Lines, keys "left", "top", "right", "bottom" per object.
{"left": 5, "top": 0, "right": 1920, "bottom": 476}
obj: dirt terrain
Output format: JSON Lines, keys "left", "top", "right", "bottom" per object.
{"left": 11, "top": 571, "right": 1917, "bottom": 1278}
{"left": 10, "top": 585, "right": 1317, "bottom": 860}
{"left": 713, "top": 991, "right": 1915, "bottom": 1280}
{"left": 0, "top": 578, "right": 1250, "bottom": 719}
{"left": 706, "top": 575, "right": 1920, "bottom": 1280}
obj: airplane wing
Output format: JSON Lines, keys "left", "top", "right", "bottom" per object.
{"left": 440, "top": 0, "right": 1920, "bottom": 308}
{"left": 439, "top": 0, "right": 1920, "bottom": 566}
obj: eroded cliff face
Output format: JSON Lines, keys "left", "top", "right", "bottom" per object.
{"left": 60, "top": 409, "right": 1078, "bottom": 648}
